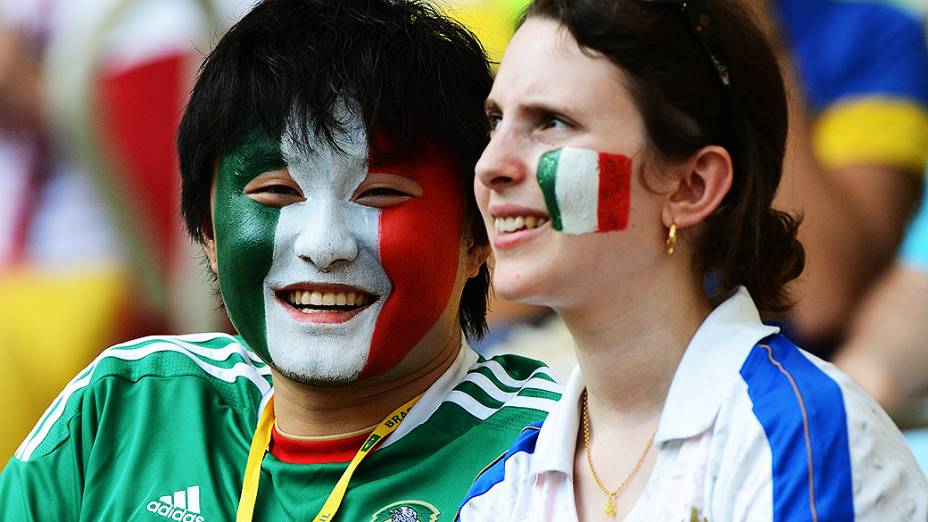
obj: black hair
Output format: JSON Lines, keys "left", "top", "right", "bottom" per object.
{"left": 525, "top": 0, "right": 804, "bottom": 317}
{"left": 178, "top": 0, "right": 493, "bottom": 338}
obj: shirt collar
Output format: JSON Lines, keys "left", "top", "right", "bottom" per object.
{"left": 379, "top": 338, "right": 477, "bottom": 448}
{"left": 528, "top": 287, "right": 778, "bottom": 476}
{"left": 530, "top": 363, "right": 584, "bottom": 476}
{"left": 654, "top": 287, "right": 778, "bottom": 444}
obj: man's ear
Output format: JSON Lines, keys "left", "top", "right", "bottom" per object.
{"left": 202, "top": 219, "right": 219, "bottom": 274}
{"left": 463, "top": 236, "right": 491, "bottom": 279}
{"left": 662, "top": 145, "right": 733, "bottom": 230}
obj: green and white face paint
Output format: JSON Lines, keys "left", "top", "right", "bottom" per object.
{"left": 536, "top": 147, "right": 632, "bottom": 235}
{"left": 214, "top": 103, "right": 390, "bottom": 385}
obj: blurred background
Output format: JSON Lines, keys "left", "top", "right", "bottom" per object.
{"left": 2, "top": 0, "right": 928, "bottom": 474}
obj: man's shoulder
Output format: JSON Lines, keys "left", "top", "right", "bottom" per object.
{"left": 436, "top": 352, "right": 562, "bottom": 427}
{"left": 462, "top": 352, "right": 561, "bottom": 406}
{"left": 87, "top": 332, "right": 270, "bottom": 385}
{"left": 471, "top": 352, "right": 559, "bottom": 383}
{"left": 13, "top": 332, "right": 271, "bottom": 462}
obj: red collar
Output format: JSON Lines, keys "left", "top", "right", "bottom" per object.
{"left": 269, "top": 426, "right": 372, "bottom": 465}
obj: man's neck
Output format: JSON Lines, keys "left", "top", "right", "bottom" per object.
{"left": 270, "top": 333, "right": 461, "bottom": 438}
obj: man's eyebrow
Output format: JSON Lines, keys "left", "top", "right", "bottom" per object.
{"left": 368, "top": 148, "right": 401, "bottom": 169}
{"left": 484, "top": 99, "right": 500, "bottom": 113}
{"left": 222, "top": 135, "right": 285, "bottom": 177}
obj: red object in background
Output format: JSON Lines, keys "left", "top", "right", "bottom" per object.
{"left": 96, "top": 52, "right": 189, "bottom": 281}
{"left": 93, "top": 52, "right": 192, "bottom": 338}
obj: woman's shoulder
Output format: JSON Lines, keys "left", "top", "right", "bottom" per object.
{"left": 709, "top": 334, "right": 928, "bottom": 520}
{"left": 455, "top": 422, "right": 546, "bottom": 521}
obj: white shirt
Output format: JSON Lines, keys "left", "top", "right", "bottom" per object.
{"left": 458, "top": 288, "right": 928, "bottom": 521}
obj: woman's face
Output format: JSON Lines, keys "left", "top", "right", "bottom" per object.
{"left": 475, "top": 17, "right": 667, "bottom": 309}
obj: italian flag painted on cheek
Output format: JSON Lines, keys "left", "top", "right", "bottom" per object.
{"left": 361, "top": 140, "right": 466, "bottom": 379}
{"left": 536, "top": 146, "right": 632, "bottom": 235}
{"left": 213, "top": 131, "right": 283, "bottom": 361}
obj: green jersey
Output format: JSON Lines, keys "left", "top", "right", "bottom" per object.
{"left": 0, "top": 333, "right": 560, "bottom": 521}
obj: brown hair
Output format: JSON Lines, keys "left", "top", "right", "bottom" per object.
{"left": 524, "top": 0, "right": 804, "bottom": 317}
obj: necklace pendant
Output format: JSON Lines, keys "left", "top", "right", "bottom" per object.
{"left": 604, "top": 497, "right": 617, "bottom": 518}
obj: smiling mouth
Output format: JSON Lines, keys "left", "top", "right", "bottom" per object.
{"left": 277, "top": 287, "right": 377, "bottom": 315}
{"left": 494, "top": 215, "right": 550, "bottom": 234}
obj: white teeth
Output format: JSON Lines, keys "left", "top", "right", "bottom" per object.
{"left": 494, "top": 215, "right": 549, "bottom": 233}
{"left": 286, "top": 289, "right": 373, "bottom": 308}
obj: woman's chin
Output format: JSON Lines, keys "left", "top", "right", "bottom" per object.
{"left": 491, "top": 271, "right": 558, "bottom": 307}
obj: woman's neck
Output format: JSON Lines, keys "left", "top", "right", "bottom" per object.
{"left": 560, "top": 265, "right": 711, "bottom": 424}
{"left": 270, "top": 331, "right": 461, "bottom": 437}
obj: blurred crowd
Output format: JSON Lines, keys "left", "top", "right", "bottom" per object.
{"left": 2, "top": 0, "right": 928, "bottom": 472}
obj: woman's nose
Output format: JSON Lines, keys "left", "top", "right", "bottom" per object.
{"left": 475, "top": 132, "right": 530, "bottom": 191}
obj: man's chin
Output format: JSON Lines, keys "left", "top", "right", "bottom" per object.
{"left": 270, "top": 363, "right": 361, "bottom": 389}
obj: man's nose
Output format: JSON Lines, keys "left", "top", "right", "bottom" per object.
{"left": 293, "top": 202, "right": 359, "bottom": 271}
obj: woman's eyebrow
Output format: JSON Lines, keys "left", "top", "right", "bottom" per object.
{"left": 517, "top": 99, "right": 575, "bottom": 118}
{"left": 487, "top": 96, "right": 578, "bottom": 120}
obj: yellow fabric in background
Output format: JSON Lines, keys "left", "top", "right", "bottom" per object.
{"left": 814, "top": 97, "right": 928, "bottom": 174}
{"left": 0, "top": 268, "right": 128, "bottom": 461}
{"left": 440, "top": 0, "right": 531, "bottom": 66}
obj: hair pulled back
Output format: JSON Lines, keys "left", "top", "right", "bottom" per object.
{"left": 525, "top": 0, "right": 804, "bottom": 317}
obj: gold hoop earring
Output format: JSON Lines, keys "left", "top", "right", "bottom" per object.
{"left": 665, "top": 223, "right": 678, "bottom": 256}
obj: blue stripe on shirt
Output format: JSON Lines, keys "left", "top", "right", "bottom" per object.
{"left": 456, "top": 420, "right": 543, "bottom": 517}
{"left": 739, "top": 335, "right": 854, "bottom": 521}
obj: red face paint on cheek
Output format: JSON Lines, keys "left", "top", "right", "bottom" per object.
{"left": 359, "top": 143, "right": 466, "bottom": 379}
{"left": 596, "top": 152, "right": 632, "bottom": 232}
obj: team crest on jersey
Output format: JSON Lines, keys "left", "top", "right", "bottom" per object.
{"left": 370, "top": 500, "right": 439, "bottom": 522}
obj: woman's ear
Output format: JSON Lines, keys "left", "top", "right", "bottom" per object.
{"left": 662, "top": 145, "right": 733, "bottom": 229}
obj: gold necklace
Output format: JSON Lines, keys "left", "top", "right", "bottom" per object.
{"left": 581, "top": 390, "right": 655, "bottom": 518}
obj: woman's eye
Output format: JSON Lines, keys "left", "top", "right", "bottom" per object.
{"left": 543, "top": 115, "right": 571, "bottom": 130}
{"left": 487, "top": 113, "right": 502, "bottom": 132}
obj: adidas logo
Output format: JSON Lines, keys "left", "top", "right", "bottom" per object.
{"left": 146, "top": 485, "right": 206, "bottom": 522}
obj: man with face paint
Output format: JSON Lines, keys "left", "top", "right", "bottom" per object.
{"left": 0, "top": 1, "right": 561, "bottom": 520}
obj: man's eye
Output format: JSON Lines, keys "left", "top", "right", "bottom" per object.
{"left": 353, "top": 187, "right": 414, "bottom": 208}
{"left": 353, "top": 172, "right": 422, "bottom": 208}
{"left": 243, "top": 173, "right": 304, "bottom": 207}
{"left": 257, "top": 185, "right": 301, "bottom": 196}
{"left": 359, "top": 187, "right": 406, "bottom": 198}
